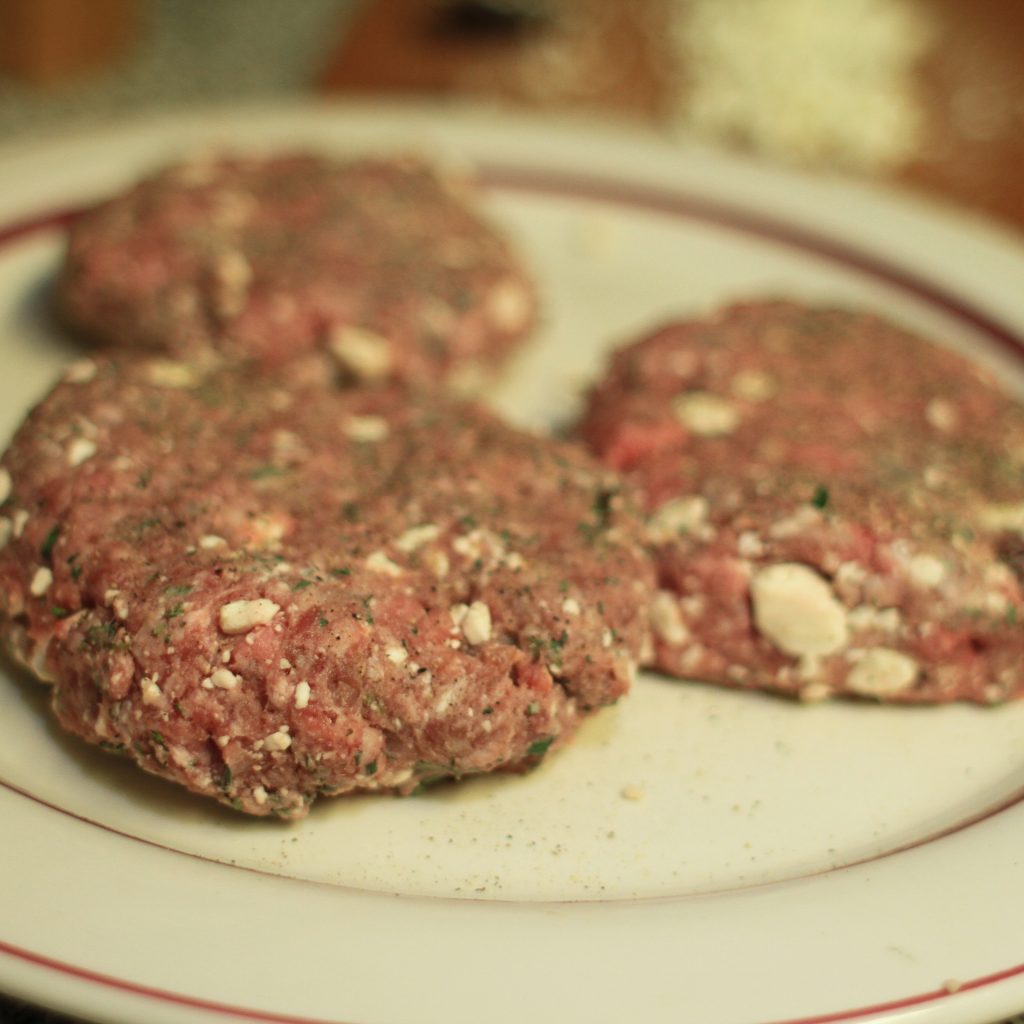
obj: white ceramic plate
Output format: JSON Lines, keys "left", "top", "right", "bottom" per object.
{"left": 1, "top": 103, "right": 1023, "bottom": 1024}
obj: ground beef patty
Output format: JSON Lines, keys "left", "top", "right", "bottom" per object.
{"left": 58, "top": 153, "right": 536, "bottom": 388}
{"left": 579, "top": 300, "right": 1024, "bottom": 704}
{"left": 0, "top": 356, "right": 653, "bottom": 818}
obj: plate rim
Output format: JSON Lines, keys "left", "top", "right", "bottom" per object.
{"left": 1, "top": 100, "right": 1023, "bottom": 1024}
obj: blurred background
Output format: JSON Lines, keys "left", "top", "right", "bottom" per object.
{"left": 0, "top": 0, "right": 1022, "bottom": 231}
{"left": 0, "top": 1, "right": 1022, "bottom": 1022}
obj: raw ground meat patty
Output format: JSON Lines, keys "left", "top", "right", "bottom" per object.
{"left": 0, "top": 355, "right": 653, "bottom": 818}
{"left": 58, "top": 153, "right": 536, "bottom": 388}
{"left": 579, "top": 300, "right": 1024, "bottom": 704}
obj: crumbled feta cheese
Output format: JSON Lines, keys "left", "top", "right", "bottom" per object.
{"left": 650, "top": 590, "right": 689, "bottom": 646}
{"left": 846, "top": 647, "right": 919, "bottom": 696}
{"left": 212, "top": 249, "right": 253, "bottom": 315}
{"left": 737, "top": 531, "right": 766, "bottom": 558}
{"left": 0, "top": 467, "right": 11, "bottom": 504}
{"left": 846, "top": 605, "right": 901, "bottom": 633}
{"left": 672, "top": 391, "right": 741, "bottom": 436}
{"left": 385, "top": 645, "right": 408, "bottom": 665}
{"left": 647, "top": 495, "right": 709, "bottom": 542}
{"left": 343, "top": 415, "right": 390, "bottom": 442}
{"left": 395, "top": 523, "right": 441, "bottom": 553}
{"left": 199, "top": 534, "right": 227, "bottom": 549}
{"left": 210, "top": 667, "right": 239, "bottom": 690}
{"left": 835, "top": 561, "right": 868, "bottom": 587}
{"left": 140, "top": 676, "right": 162, "bottom": 705}
{"left": 424, "top": 549, "right": 450, "bottom": 578}
{"left": 218, "top": 598, "right": 280, "bottom": 634}
{"left": 769, "top": 506, "right": 823, "bottom": 539}
{"left": 328, "top": 325, "right": 393, "bottom": 381}
{"left": 63, "top": 358, "right": 98, "bottom": 384}
{"left": 263, "top": 730, "right": 292, "bottom": 752}
{"left": 561, "top": 597, "right": 581, "bottom": 616}
{"left": 29, "top": 567, "right": 53, "bottom": 597}
{"left": 675, "top": 0, "right": 934, "bottom": 171}
{"left": 365, "top": 550, "right": 404, "bottom": 577}
{"left": 294, "top": 680, "right": 311, "bottom": 709}
{"left": 252, "top": 785, "right": 268, "bottom": 806}
{"left": 12, "top": 509, "right": 28, "bottom": 538}
{"left": 925, "top": 398, "right": 958, "bottom": 433}
{"left": 103, "top": 589, "right": 130, "bottom": 621}
{"left": 145, "top": 360, "right": 198, "bottom": 389}
{"left": 907, "top": 553, "right": 947, "bottom": 588}
{"left": 979, "top": 502, "right": 1024, "bottom": 533}
{"left": 487, "top": 277, "right": 532, "bottom": 332}
{"left": 460, "top": 601, "right": 493, "bottom": 645}
{"left": 751, "top": 562, "right": 848, "bottom": 657}
{"left": 67, "top": 437, "right": 97, "bottom": 467}
{"left": 730, "top": 369, "right": 777, "bottom": 401}
{"left": 799, "top": 682, "right": 832, "bottom": 703}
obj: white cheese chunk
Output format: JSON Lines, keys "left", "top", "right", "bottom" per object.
{"left": 219, "top": 598, "right": 280, "bottom": 634}
{"left": 29, "top": 567, "right": 53, "bottom": 597}
{"left": 672, "top": 391, "right": 741, "bottom": 436}
{"left": 751, "top": 562, "right": 848, "bottom": 657}
{"left": 846, "top": 647, "right": 919, "bottom": 697}
{"left": 328, "top": 325, "right": 393, "bottom": 381}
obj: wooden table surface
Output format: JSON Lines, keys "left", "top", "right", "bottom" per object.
{"left": 321, "top": 0, "right": 1024, "bottom": 235}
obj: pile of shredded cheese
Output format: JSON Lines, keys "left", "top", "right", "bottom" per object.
{"left": 670, "top": 0, "right": 937, "bottom": 171}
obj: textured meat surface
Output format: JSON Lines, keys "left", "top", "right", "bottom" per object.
{"left": 0, "top": 356, "right": 653, "bottom": 817}
{"left": 579, "top": 300, "right": 1024, "bottom": 704}
{"left": 58, "top": 153, "right": 536, "bottom": 388}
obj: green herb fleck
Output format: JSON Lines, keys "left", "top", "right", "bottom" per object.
{"left": 40, "top": 525, "right": 59, "bottom": 562}
{"left": 811, "top": 484, "right": 830, "bottom": 510}
{"left": 526, "top": 701, "right": 540, "bottom": 716}
{"left": 220, "top": 765, "right": 232, "bottom": 791}
{"left": 249, "top": 464, "right": 286, "bottom": 480}
{"left": 364, "top": 760, "right": 378, "bottom": 776}
{"left": 318, "top": 617, "right": 329, "bottom": 628}
{"left": 1007, "top": 605, "right": 1019, "bottom": 626}
{"left": 292, "top": 579, "right": 313, "bottom": 591}
{"left": 150, "top": 730, "right": 167, "bottom": 749}
{"left": 528, "top": 736, "right": 554, "bottom": 757}
{"left": 329, "top": 567, "right": 351, "bottom": 577}
{"left": 165, "top": 602, "right": 185, "bottom": 619}
{"left": 549, "top": 629, "right": 569, "bottom": 652}
{"left": 51, "top": 605, "right": 71, "bottom": 619}
{"left": 164, "top": 584, "right": 193, "bottom": 596}
{"left": 592, "top": 486, "right": 618, "bottom": 527}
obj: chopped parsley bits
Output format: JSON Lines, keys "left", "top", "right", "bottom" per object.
{"left": 811, "top": 484, "right": 830, "bottom": 509}
{"left": 528, "top": 736, "right": 554, "bottom": 757}
{"left": 40, "top": 525, "right": 59, "bottom": 562}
